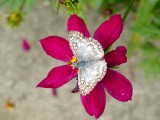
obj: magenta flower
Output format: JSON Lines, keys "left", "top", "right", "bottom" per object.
{"left": 22, "top": 39, "right": 31, "bottom": 52}
{"left": 37, "top": 14, "right": 133, "bottom": 118}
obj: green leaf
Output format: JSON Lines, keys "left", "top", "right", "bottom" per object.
{"left": 132, "top": 23, "right": 160, "bottom": 40}
{"left": 135, "top": 0, "right": 158, "bottom": 26}
{"left": 104, "top": 45, "right": 112, "bottom": 54}
{"left": 89, "top": 0, "right": 103, "bottom": 10}
{"left": 0, "top": 0, "right": 13, "bottom": 9}
{"left": 127, "top": 32, "right": 141, "bottom": 56}
{"left": 138, "top": 41, "right": 160, "bottom": 78}
{"left": 25, "top": 0, "right": 37, "bottom": 11}
{"left": 140, "top": 41, "right": 160, "bottom": 55}
{"left": 10, "top": 0, "right": 23, "bottom": 11}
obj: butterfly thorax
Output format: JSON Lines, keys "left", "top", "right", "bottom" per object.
{"left": 72, "top": 60, "right": 90, "bottom": 69}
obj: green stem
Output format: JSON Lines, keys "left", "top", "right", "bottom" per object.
{"left": 18, "top": 0, "right": 26, "bottom": 12}
{"left": 56, "top": 0, "right": 60, "bottom": 12}
{"left": 123, "top": 0, "right": 135, "bottom": 21}
{"left": 104, "top": 45, "right": 111, "bottom": 54}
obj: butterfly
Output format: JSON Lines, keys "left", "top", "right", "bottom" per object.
{"left": 68, "top": 31, "right": 107, "bottom": 96}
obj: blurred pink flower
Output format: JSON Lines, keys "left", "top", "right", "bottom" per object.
{"left": 37, "top": 14, "right": 133, "bottom": 118}
{"left": 22, "top": 39, "right": 30, "bottom": 52}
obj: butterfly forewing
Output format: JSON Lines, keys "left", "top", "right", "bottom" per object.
{"left": 68, "top": 31, "right": 83, "bottom": 59}
{"left": 78, "top": 59, "right": 107, "bottom": 96}
{"left": 68, "top": 31, "right": 104, "bottom": 62}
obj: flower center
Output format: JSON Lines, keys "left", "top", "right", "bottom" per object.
{"left": 71, "top": 56, "right": 77, "bottom": 63}
{"left": 70, "top": 56, "right": 77, "bottom": 69}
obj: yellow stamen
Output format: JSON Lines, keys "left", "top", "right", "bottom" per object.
{"left": 71, "top": 56, "right": 77, "bottom": 63}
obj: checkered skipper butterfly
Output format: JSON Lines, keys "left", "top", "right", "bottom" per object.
{"left": 68, "top": 31, "right": 107, "bottom": 96}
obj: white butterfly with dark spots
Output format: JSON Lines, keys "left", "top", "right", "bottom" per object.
{"left": 68, "top": 31, "right": 107, "bottom": 96}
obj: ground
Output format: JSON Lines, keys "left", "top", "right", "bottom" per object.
{"left": 0, "top": 2, "right": 160, "bottom": 120}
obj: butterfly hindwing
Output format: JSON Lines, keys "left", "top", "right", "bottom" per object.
{"left": 78, "top": 59, "right": 107, "bottom": 96}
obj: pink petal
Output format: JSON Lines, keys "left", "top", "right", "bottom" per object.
{"left": 22, "top": 39, "right": 30, "bottom": 52}
{"left": 94, "top": 14, "right": 123, "bottom": 50}
{"left": 40, "top": 36, "right": 73, "bottom": 62}
{"left": 67, "top": 14, "right": 90, "bottom": 37}
{"left": 80, "top": 84, "right": 106, "bottom": 119}
{"left": 37, "top": 65, "right": 78, "bottom": 88}
{"left": 104, "top": 46, "right": 127, "bottom": 66}
{"left": 102, "top": 69, "right": 133, "bottom": 102}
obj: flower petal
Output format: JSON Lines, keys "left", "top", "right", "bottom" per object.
{"left": 67, "top": 14, "right": 90, "bottom": 37}
{"left": 94, "top": 14, "right": 123, "bottom": 50}
{"left": 80, "top": 84, "right": 106, "bottom": 119}
{"left": 40, "top": 36, "right": 73, "bottom": 62}
{"left": 37, "top": 65, "right": 78, "bottom": 88}
{"left": 22, "top": 39, "right": 30, "bottom": 52}
{"left": 102, "top": 69, "right": 133, "bottom": 102}
{"left": 105, "top": 46, "right": 127, "bottom": 66}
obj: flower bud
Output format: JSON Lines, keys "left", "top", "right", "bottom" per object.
{"left": 7, "top": 12, "right": 23, "bottom": 28}
{"left": 59, "top": 0, "right": 78, "bottom": 8}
